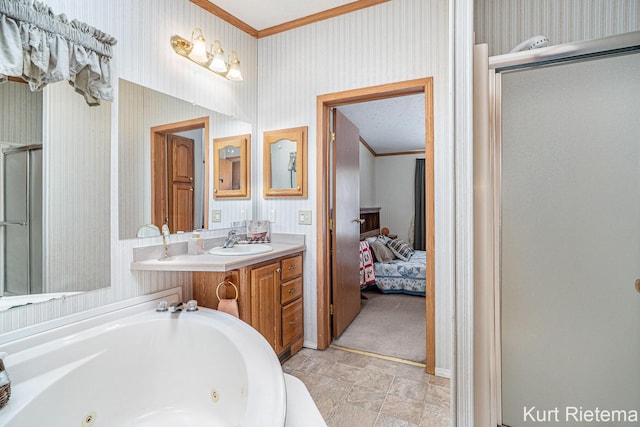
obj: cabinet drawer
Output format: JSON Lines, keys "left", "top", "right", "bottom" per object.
{"left": 281, "top": 255, "right": 303, "bottom": 281}
{"left": 281, "top": 277, "right": 302, "bottom": 305}
{"left": 281, "top": 299, "right": 303, "bottom": 348}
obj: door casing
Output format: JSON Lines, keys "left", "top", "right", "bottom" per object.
{"left": 315, "top": 78, "right": 436, "bottom": 374}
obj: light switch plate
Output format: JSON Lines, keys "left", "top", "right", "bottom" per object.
{"left": 211, "top": 209, "right": 222, "bottom": 222}
{"left": 298, "top": 210, "right": 312, "bottom": 225}
{"left": 269, "top": 209, "right": 276, "bottom": 222}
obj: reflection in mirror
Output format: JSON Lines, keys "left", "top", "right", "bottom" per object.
{"left": 150, "top": 117, "right": 208, "bottom": 235}
{"left": 118, "top": 79, "right": 252, "bottom": 238}
{"left": 220, "top": 145, "right": 241, "bottom": 190}
{"left": 213, "top": 135, "right": 250, "bottom": 199}
{"left": 0, "top": 79, "right": 111, "bottom": 305}
{"left": 270, "top": 139, "right": 297, "bottom": 189}
{"left": 136, "top": 224, "right": 161, "bottom": 238}
{"left": 263, "top": 126, "right": 307, "bottom": 198}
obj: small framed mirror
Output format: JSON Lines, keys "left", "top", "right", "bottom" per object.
{"left": 263, "top": 126, "right": 307, "bottom": 198}
{"left": 213, "top": 134, "right": 251, "bottom": 199}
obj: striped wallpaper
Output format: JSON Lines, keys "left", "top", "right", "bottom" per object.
{"left": 475, "top": 0, "right": 640, "bottom": 56}
{"left": 3, "top": 0, "right": 638, "bottom": 377}
{"left": 1, "top": 0, "right": 257, "bottom": 333}
{"left": 0, "top": 82, "right": 42, "bottom": 145}
{"left": 255, "top": 0, "right": 454, "bottom": 374}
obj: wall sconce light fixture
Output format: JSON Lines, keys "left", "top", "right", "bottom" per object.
{"left": 170, "top": 28, "right": 243, "bottom": 81}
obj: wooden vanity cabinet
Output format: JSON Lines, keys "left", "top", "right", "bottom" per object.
{"left": 193, "top": 251, "right": 304, "bottom": 362}
{"left": 247, "top": 253, "right": 304, "bottom": 361}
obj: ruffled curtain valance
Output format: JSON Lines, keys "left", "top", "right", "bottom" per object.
{"left": 0, "top": 0, "right": 117, "bottom": 105}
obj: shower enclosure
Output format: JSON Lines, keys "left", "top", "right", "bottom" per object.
{"left": 1, "top": 145, "right": 43, "bottom": 296}
{"left": 474, "top": 31, "right": 640, "bottom": 426}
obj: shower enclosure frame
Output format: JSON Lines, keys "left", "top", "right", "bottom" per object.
{"left": 475, "top": 30, "right": 640, "bottom": 426}
{"left": 1, "top": 144, "right": 43, "bottom": 296}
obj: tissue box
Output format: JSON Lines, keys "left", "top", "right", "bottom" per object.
{"left": 246, "top": 220, "right": 270, "bottom": 243}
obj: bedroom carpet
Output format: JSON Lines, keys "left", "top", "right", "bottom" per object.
{"left": 332, "top": 291, "right": 426, "bottom": 363}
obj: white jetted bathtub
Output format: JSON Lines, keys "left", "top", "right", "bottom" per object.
{"left": 0, "top": 290, "right": 324, "bottom": 426}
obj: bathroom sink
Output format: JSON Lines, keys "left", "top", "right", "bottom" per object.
{"left": 208, "top": 244, "right": 273, "bottom": 256}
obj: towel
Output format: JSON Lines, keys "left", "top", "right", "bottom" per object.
{"left": 218, "top": 298, "right": 239, "bottom": 318}
{"left": 216, "top": 281, "right": 239, "bottom": 318}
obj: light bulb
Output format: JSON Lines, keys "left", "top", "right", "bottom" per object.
{"left": 188, "top": 29, "right": 209, "bottom": 63}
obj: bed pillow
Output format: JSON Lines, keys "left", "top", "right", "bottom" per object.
{"left": 365, "top": 236, "right": 378, "bottom": 245}
{"left": 369, "top": 239, "right": 395, "bottom": 262}
{"left": 376, "top": 235, "right": 392, "bottom": 245}
{"left": 387, "top": 238, "right": 414, "bottom": 261}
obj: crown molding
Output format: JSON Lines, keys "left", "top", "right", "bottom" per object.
{"left": 190, "top": 0, "right": 390, "bottom": 39}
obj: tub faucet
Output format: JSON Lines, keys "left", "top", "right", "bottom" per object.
{"left": 222, "top": 230, "right": 240, "bottom": 248}
{"left": 169, "top": 301, "right": 183, "bottom": 313}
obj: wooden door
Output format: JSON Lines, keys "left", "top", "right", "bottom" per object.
{"left": 331, "top": 108, "right": 362, "bottom": 338}
{"left": 167, "top": 134, "right": 194, "bottom": 233}
{"left": 250, "top": 262, "right": 280, "bottom": 350}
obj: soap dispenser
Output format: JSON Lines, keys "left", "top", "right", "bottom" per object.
{"left": 188, "top": 231, "right": 205, "bottom": 255}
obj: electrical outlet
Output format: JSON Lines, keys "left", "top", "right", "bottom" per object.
{"left": 211, "top": 209, "right": 222, "bottom": 222}
{"left": 298, "top": 210, "right": 312, "bottom": 225}
{"left": 269, "top": 209, "right": 276, "bottom": 223}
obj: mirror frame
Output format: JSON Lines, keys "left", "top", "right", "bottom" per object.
{"left": 263, "top": 126, "right": 308, "bottom": 198}
{"left": 213, "top": 134, "right": 251, "bottom": 199}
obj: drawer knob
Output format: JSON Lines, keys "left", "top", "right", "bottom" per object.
{"left": 288, "top": 288, "right": 297, "bottom": 294}
{"left": 289, "top": 318, "right": 298, "bottom": 325}
{"left": 276, "top": 268, "right": 282, "bottom": 273}
{"left": 288, "top": 265, "right": 296, "bottom": 270}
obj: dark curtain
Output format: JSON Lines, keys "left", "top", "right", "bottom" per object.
{"left": 413, "top": 159, "right": 426, "bottom": 250}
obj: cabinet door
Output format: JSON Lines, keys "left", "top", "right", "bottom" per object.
{"left": 250, "top": 262, "right": 280, "bottom": 349}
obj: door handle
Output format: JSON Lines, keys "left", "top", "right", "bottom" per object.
{"left": 0, "top": 221, "right": 27, "bottom": 226}
{"left": 352, "top": 218, "right": 365, "bottom": 224}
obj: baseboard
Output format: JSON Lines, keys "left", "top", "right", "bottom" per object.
{"left": 303, "top": 339, "right": 318, "bottom": 349}
{"left": 435, "top": 367, "right": 451, "bottom": 379}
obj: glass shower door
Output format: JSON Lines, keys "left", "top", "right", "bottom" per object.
{"left": 2, "top": 146, "right": 42, "bottom": 295}
{"left": 500, "top": 51, "right": 640, "bottom": 426}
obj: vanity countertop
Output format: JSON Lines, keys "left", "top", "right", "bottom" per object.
{"left": 130, "top": 242, "right": 305, "bottom": 272}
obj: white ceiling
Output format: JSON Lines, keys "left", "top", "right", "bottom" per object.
{"left": 208, "top": 0, "right": 355, "bottom": 31}
{"left": 338, "top": 94, "right": 425, "bottom": 154}
{"left": 206, "top": 1, "right": 425, "bottom": 154}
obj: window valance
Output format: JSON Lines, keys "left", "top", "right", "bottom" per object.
{"left": 0, "top": 0, "right": 117, "bottom": 106}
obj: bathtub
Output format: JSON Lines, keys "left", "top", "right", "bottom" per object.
{"left": 0, "top": 289, "right": 323, "bottom": 426}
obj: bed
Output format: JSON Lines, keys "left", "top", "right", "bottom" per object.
{"left": 359, "top": 207, "right": 427, "bottom": 296}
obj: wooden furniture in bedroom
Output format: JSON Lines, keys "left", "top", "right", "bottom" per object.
{"left": 359, "top": 207, "right": 381, "bottom": 240}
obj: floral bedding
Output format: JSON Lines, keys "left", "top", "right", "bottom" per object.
{"left": 370, "top": 250, "right": 427, "bottom": 296}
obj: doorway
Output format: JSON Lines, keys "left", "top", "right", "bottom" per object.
{"left": 316, "top": 78, "right": 436, "bottom": 374}
{"left": 150, "top": 117, "right": 209, "bottom": 233}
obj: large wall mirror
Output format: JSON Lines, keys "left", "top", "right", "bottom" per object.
{"left": 0, "top": 79, "right": 111, "bottom": 305}
{"left": 118, "top": 79, "right": 253, "bottom": 238}
{"left": 213, "top": 134, "right": 251, "bottom": 199}
{"left": 263, "top": 126, "right": 307, "bottom": 198}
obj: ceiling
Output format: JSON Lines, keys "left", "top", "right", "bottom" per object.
{"left": 338, "top": 94, "right": 425, "bottom": 155}
{"left": 200, "top": 1, "right": 425, "bottom": 155}
{"left": 207, "top": 0, "right": 356, "bottom": 31}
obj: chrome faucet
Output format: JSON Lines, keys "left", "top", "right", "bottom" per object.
{"left": 158, "top": 224, "right": 175, "bottom": 261}
{"left": 222, "top": 229, "right": 241, "bottom": 248}
{"left": 169, "top": 301, "right": 183, "bottom": 313}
